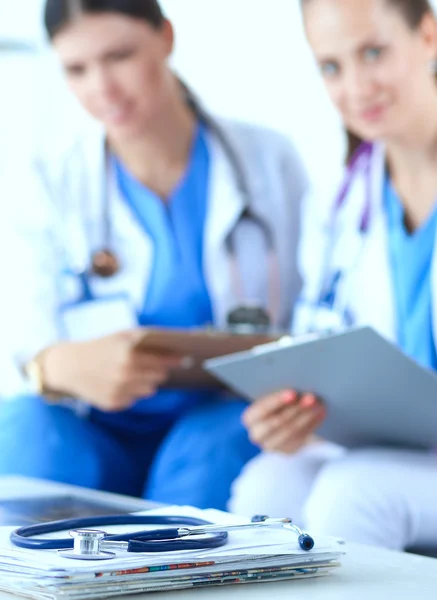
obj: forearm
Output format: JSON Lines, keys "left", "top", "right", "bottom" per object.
{"left": 33, "top": 342, "right": 84, "bottom": 399}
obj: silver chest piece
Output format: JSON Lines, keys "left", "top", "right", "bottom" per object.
{"left": 59, "top": 529, "right": 115, "bottom": 560}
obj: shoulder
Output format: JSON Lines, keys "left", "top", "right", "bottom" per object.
{"left": 215, "top": 118, "right": 308, "bottom": 189}
{"left": 2, "top": 123, "right": 103, "bottom": 231}
{"left": 217, "top": 117, "right": 301, "bottom": 159}
{"left": 39, "top": 120, "right": 105, "bottom": 180}
{"left": 300, "top": 141, "right": 384, "bottom": 232}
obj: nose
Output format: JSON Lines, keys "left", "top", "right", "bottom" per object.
{"left": 86, "top": 66, "right": 119, "bottom": 102}
{"left": 343, "top": 63, "right": 375, "bottom": 104}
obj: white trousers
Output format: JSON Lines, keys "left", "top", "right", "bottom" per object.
{"left": 229, "top": 443, "right": 437, "bottom": 551}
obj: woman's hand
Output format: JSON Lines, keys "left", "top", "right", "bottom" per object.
{"left": 243, "top": 390, "right": 326, "bottom": 454}
{"left": 41, "top": 331, "right": 184, "bottom": 412}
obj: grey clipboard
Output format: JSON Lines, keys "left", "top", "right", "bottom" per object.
{"left": 204, "top": 326, "right": 437, "bottom": 449}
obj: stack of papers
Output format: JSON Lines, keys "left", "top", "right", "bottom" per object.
{"left": 0, "top": 506, "right": 345, "bottom": 599}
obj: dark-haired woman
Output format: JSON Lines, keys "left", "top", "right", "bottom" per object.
{"left": 231, "top": 0, "right": 437, "bottom": 550}
{"left": 0, "top": 0, "right": 308, "bottom": 509}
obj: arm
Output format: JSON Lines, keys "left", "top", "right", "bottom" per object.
{"left": 0, "top": 157, "right": 64, "bottom": 396}
{"left": 242, "top": 143, "right": 332, "bottom": 453}
{"left": 0, "top": 155, "right": 182, "bottom": 408}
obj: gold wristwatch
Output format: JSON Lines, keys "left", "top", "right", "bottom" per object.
{"left": 24, "top": 351, "right": 64, "bottom": 403}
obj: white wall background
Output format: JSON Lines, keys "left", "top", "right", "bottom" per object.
{"left": 0, "top": 0, "right": 347, "bottom": 185}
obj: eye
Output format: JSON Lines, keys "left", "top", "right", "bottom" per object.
{"left": 106, "top": 49, "right": 136, "bottom": 63}
{"left": 363, "top": 47, "right": 384, "bottom": 62}
{"left": 320, "top": 61, "right": 340, "bottom": 79}
{"left": 65, "top": 64, "right": 86, "bottom": 78}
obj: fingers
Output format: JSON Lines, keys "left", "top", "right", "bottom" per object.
{"left": 123, "top": 330, "right": 191, "bottom": 367}
{"left": 248, "top": 398, "right": 301, "bottom": 445}
{"left": 101, "top": 392, "right": 138, "bottom": 413}
{"left": 131, "top": 351, "right": 187, "bottom": 371}
{"left": 243, "top": 390, "right": 297, "bottom": 428}
{"left": 107, "top": 355, "right": 179, "bottom": 409}
{"left": 246, "top": 393, "right": 326, "bottom": 453}
{"left": 129, "top": 370, "right": 168, "bottom": 392}
{"left": 104, "top": 376, "right": 163, "bottom": 411}
{"left": 262, "top": 405, "right": 326, "bottom": 453}
{"left": 124, "top": 382, "right": 157, "bottom": 401}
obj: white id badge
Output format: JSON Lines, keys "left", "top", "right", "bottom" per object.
{"left": 60, "top": 296, "right": 138, "bottom": 342}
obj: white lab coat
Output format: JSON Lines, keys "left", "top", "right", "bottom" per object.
{"left": 0, "top": 118, "right": 308, "bottom": 397}
{"left": 294, "top": 141, "right": 437, "bottom": 345}
{"left": 230, "top": 143, "right": 437, "bottom": 550}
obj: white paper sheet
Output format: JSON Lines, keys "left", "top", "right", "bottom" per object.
{"left": 0, "top": 505, "right": 344, "bottom": 599}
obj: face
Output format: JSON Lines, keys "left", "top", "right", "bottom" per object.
{"left": 53, "top": 12, "right": 174, "bottom": 141}
{"left": 302, "top": 0, "right": 437, "bottom": 142}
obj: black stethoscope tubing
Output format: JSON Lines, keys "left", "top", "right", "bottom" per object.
{"left": 10, "top": 515, "right": 228, "bottom": 553}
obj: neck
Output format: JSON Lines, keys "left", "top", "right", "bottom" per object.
{"left": 109, "top": 76, "right": 197, "bottom": 198}
{"left": 385, "top": 88, "right": 437, "bottom": 172}
{"left": 384, "top": 90, "right": 437, "bottom": 231}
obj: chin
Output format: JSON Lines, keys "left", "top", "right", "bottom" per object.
{"left": 105, "top": 122, "right": 142, "bottom": 142}
{"left": 350, "top": 122, "right": 392, "bottom": 144}
{"left": 107, "top": 115, "right": 157, "bottom": 141}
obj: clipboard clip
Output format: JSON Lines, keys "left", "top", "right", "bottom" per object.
{"left": 251, "top": 333, "right": 321, "bottom": 355}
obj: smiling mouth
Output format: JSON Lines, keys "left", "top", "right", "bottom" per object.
{"left": 359, "top": 105, "right": 387, "bottom": 121}
{"left": 101, "top": 105, "right": 132, "bottom": 124}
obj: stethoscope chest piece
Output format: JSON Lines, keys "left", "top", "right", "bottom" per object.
{"left": 91, "top": 249, "right": 120, "bottom": 278}
{"left": 59, "top": 529, "right": 115, "bottom": 561}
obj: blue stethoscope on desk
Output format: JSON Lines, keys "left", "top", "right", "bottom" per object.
{"left": 10, "top": 514, "right": 315, "bottom": 561}
{"left": 301, "top": 142, "right": 374, "bottom": 333}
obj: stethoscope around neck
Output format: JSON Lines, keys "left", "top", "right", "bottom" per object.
{"left": 89, "top": 82, "right": 281, "bottom": 330}
{"left": 304, "top": 141, "right": 374, "bottom": 333}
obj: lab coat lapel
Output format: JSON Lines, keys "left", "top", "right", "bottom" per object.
{"left": 430, "top": 220, "right": 437, "bottom": 354}
{"left": 345, "top": 144, "right": 397, "bottom": 341}
{"left": 84, "top": 133, "right": 154, "bottom": 311}
{"left": 203, "top": 131, "right": 245, "bottom": 327}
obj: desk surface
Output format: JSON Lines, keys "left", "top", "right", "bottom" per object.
{"left": 0, "top": 477, "right": 435, "bottom": 600}
{"left": 143, "top": 545, "right": 437, "bottom": 599}
{"left": 0, "top": 543, "right": 435, "bottom": 600}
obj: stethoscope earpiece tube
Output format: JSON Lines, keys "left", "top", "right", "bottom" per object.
{"left": 10, "top": 515, "right": 224, "bottom": 552}
{"left": 127, "top": 533, "right": 228, "bottom": 553}
{"left": 10, "top": 514, "right": 315, "bottom": 557}
{"left": 252, "top": 515, "right": 315, "bottom": 552}
{"left": 93, "top": 80, "right": 279, "bottom": 326}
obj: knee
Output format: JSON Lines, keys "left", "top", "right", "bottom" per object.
{"left": 147, "top": 400, "right": 259, "bottom": 509}
{"left": 0, "top": 395, "right": 96, "bottom": 483}
{"left": 166, "top": 399, "right": 256, "bottom": 462}
{"left": 0, "top": 396, "right": 63, "bottom": 474}
{"left": 304, "top": 450, "right": 403, "bottom": 547}
{"left": 305, "top": 451, "right": 375, "bottom": 526}
{"left": 230, "top": 442, "right": 345, "bottom": 521}
{"left": 229, "top": 452, "right": 294, "bottom": 517}
{"left": 0, "top": 395, "right": 58, "bottom": 443}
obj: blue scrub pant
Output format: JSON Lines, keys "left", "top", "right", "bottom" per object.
{"left": 0, "top": 396, "right": 259, "bottom": 511}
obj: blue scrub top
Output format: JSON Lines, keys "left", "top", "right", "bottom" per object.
{"left": 384, "top": 175, "right": 437, "bottom": 371}
{"left": 104, "top": 123, "right": 215, "bottom": 431}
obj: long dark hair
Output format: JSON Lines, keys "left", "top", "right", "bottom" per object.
{"left": 44, "top": 0, "right": 165, "bottom": 40}
{"left": 301, "top": 0, "right": 435, "bottom": 162}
